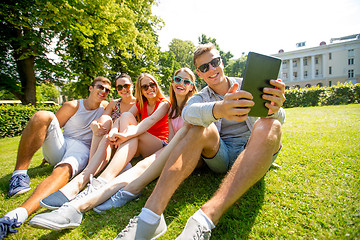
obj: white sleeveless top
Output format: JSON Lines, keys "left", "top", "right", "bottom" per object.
{"left": 63, "top": 99, "right": 105, "bottom": 147}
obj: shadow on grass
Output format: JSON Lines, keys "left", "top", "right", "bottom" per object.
{"left": 18, "top": 165, "right": 265, "bottom": 239}
{"left": 0, "top": 164, "right": 54, "bottom": 196}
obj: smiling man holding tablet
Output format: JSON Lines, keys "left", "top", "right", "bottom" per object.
{"left": 114, "top": 43, "right": 286, "bottom": 240}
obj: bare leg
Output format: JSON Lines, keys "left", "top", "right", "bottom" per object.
{"left": 20, "top": 164, "right": 72, "bottom": 215}
{"left": 201, "top": 118, "right": 282, "bottom": 225}
{"left": 89, "top": 115, "right": 113, "bottom": 159}
{"left": 124, "top": 124, "right": 191, "bottom": 195}
{"left": 98, "top": 112, "right": 164, "bottom": 181}
{"left": 15, "top": 111, "right": 53, "bottom": 170}
{"left": 69, "top": 125, "right": 192, "bottom": 212}
{"left": 59, "top": 135, "right": 113, "bottom": 200}
{"left": 144, "top": 124, "right": 220, "bottom": 215}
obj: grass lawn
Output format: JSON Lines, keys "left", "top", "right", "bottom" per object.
{"left": 1, "top": 104, "right": 359, "bottom": 239}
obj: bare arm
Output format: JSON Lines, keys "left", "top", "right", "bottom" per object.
{"left": 114, "top": 101, "right": 170, "bottom": 142}
{"left": 55, "top": 100, "right": 79, "bottom": 128}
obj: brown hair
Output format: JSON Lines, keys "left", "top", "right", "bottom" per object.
{"left": 91, "top": 76, "right": 111, "bottom": 87}
{"left": 134, "top": 73, "right": 166, "bottom": 110}
{"left": 168, "top": 68, "right": 197, "bottom": 119}
{"left": 115, "top": 73, "right": 132, "bottom": 83}
{"left": 193, "top": 42, "right": 219, "bottom": 68}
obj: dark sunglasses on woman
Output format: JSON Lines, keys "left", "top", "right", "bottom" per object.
{"left": 116, "top": 84, "right": 131, "bottom": 91}
{"left": 197, "top": 57, "right": 221, "bottom": 73}
{"left": 141, "top": 82, "right": 157, "bottom": 91}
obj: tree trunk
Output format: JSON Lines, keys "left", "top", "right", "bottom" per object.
{"left": 11, "top": 27, "right": 37, "bottom": 106}
{"left": 16, "top": 56, "right": 37, "bottom": 106}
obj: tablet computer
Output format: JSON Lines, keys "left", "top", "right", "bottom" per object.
{"left": 241, "top": 52, "right": 281, "bottom": 117}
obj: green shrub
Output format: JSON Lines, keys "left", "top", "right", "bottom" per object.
{"left": 284, "top": 83, "right": 360, "bottom": 108}
{"left": 0, "top": 104, "right": 60, "bottom": 138}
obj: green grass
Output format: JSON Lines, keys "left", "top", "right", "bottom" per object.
{"left": 1, "top": 104, "right": 359, "bottom": 239}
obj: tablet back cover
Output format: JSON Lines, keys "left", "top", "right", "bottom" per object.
{"left": 241, "top": 52, "right": 281, "bottom": 117}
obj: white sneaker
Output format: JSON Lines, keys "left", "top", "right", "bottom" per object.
{"left": 176, "top": 216, "right": 211, "bottom": 240}
{"left": 114, "top": 214, "right": 167, "bottom": 240}
{"left": 74, "top": 174, "right": 105, "bottom": 201}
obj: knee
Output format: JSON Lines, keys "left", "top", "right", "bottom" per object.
{"left": 98, "top": 115, "right": 113, "bottom": 130}
{"left": 53, "top": 163, "right": 73, "bottom": 180}
{"left": 252, "top": 118, "right": 282, "bottom": 145}
{"left": 30, "top": 111, "right": 54, "bottom": 127}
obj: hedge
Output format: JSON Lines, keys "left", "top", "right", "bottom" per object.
{"left": 284, "top": 82, "right": 360, "bottom": 108}
{"left": 0, "top": 104, "right": 60, "bottom": 138}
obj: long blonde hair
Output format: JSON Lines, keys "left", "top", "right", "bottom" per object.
{"left": 169, "top": 68, "right": 197, "bottom": 119}
{"left": 135, "top": 73, "right": 166, "bottom": 110}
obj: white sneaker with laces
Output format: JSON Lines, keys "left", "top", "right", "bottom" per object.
{"left": 176, "top": 216, "right": 211, "bottom": 240}
{"left": 114, "top": 214, "right": 167, "bottom": 240}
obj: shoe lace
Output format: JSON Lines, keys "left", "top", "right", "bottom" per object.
{"left": 9, "top": 175, "right": 26, "bottom": 188}
{"left": 74, "top": 174, "right": 95, "bottom": 200}
{"left": 193, "top": 224, "right": 211, "bottom": 240}
{"left": 0, "top": 215, "right": 22, "bottom": 238}
{"left": 117, "top": 217, "right": 138, "bottom": 237}
{"left": 111, "top": 189, "right": 124, "bottom": 202}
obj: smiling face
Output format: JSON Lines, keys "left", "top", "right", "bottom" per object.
{"left": 116, "top": 77, "right": 133, "bottom": 98}
{"left": 90, "top": 80, "right": 111, "bottom": 102}
{"left": 195, "top": 48, "right": 226, "bottom": 88}
{"left": 140, "top": 77, "right": 158, "bottom": 100}
{"left": 172, "top": 71, "right": 194, "bottom": 97}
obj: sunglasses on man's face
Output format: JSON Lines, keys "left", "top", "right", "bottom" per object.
{"left": 197, "top": 57, "right": 222, "bottom": 73}
{"left": 95, "top": 84, "right": 111, "bottom": 94}
{"left": 141, "top": 82, "right": 157, "bottom": 91}
{"left": 116, "top": 84, "right": 131, "bottom": 91}
{"left": 173, "top": 76, "right": 193, "bottom": 86}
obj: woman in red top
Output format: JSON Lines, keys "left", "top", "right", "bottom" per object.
{"left": 97, "top": 73, "right": 170, "bottom": 181}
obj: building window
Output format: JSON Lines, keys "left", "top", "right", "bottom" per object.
{"left": 282, "top": 61, "right": 287, "bottom": 69}
{"left": 348, "top": 58, "right": 354, "bottom": 65}
{"left": 283, "top": 73, "right": 288, "bottom": 79}
{"left": 348, "top": 49, "right": 354, "bottom": 57}
{"left": 304, "top": 71, "right": 308, "bottom": 77}
{"left": 329, "top": 81, "right": 332, "bottom": 86}
{"left": 329, "top": 66, "right": 332, "bottom": 75}
{"left": 293, "top": 72, "right": 298, "bottom": 78}
{"left": 304, "top": 58, "right": 308, "bottom": 66}
{"left": 315, "top": 57, "right": 319, "bottom": 64}
{"left": 316, "top": 69, "right": 319, "bottom": 76}
{"left": 329, "top": 53, "right": 332, "bottom": 60}
{"left": 348, "top": 69, "right": 354, "bottom": 78}
{"left": 293, "top": 60, "right": 297, "bottom": 67}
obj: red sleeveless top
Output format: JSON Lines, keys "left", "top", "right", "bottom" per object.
{"left": 136, "top": 98, "right": 169, "bottom": 142}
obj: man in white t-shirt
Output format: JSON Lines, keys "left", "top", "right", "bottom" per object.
{"left": 0, "top": 77, "right": 111, "bottom": 238}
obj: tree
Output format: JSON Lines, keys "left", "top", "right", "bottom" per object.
{"left": 157, "top": 51, "right": 181, "bottom": 94}
{"left": 36, "top": 82, "right": 59, "bottom": 103}
{"left": 157, "top": 39, "right": 195, "bottom": 93}
{"left": 52, "top": 0, "right": 163, "bottom": 98}
{"left": 224, "top": 54, "right": 248, "bottom": 78}
{"left": 0, "top": 0, "right": 163, "bottom": 104}
{"left": 0, "top": 0, "right": 59, "bottom": 105}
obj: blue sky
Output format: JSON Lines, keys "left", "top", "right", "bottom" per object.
{"left": 152, "top": 0, "right": 360, "bottom": 58}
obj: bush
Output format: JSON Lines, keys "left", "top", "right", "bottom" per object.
{"left": 284, "top": 83, "right": 360, "bottom": 108}
{"left": 0, "top": 104, "right": 60, "bottom": 138}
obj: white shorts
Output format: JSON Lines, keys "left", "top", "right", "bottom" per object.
{"left": 42, "top": 113, "right": 89, "bottom": 178}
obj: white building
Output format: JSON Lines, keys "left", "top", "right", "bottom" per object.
{"left": 272, "top": 34, "right": 360, "bottom": 89}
